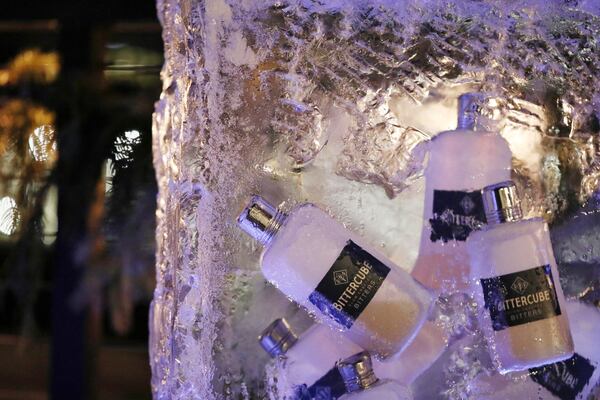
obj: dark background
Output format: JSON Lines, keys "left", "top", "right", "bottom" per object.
{"left": 0, "top": 1, "right": 162, "bottom": 399}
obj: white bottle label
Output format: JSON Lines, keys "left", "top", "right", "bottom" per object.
{"left": 430, "top": 190, "right": 486, "bottom": 242}
{"left": 308, "top": 240, "right": 390, "bottom": 329}
{"left": 480, "top": 265, "right": 561, "bottom": 330}
{"left": 529, "top": 353, "right": 596, "bottom": 400}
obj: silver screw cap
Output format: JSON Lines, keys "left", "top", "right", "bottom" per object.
{"left": 337, "top": 351, "right": 379, "bottom": 393}
{"left": 258, "top": 318, "right": 298, "bottom": 358}
{"left": 482, "top": 180, "right": 524, "bottom": 225}
{"left": 237, "top": 195, "right": 286, "bottom": 246}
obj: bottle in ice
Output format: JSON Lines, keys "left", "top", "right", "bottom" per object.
{"left": 259, "top": 317, "right": 447, "bottom": 396}
{"left": 467, "top": 181, "right": 574, "bottom": 373}
{"left": 411, "top": 92, "right": 512, "bottom": 293}
{"left": 337, "top": 352, "right": 413, "bottom": 399}
{"left": 471, "top": 300, "right": 600, "bottom": 400}
{"left": 260, "top": 317, "right": 340, "bottom": 396}
{"left": 238, "top": 196, "right": 432, "bottom": 358}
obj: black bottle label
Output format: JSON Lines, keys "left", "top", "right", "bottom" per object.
{"left": 430, "top": 189, "right": 486, "bottom": 242}
{"left": 529, "top": 353, "right": 596, "bottom": 400}
{"left": 294, "top": 366, "right": 346, "bottom": 400}
{"left": 480, "top": 265, "right": 562, "bottom": 331}
{"left": 308, "top": 240, "right": 390, "bottom": 329}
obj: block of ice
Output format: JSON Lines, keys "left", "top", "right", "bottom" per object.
{"left": 151, "top": 0, "right": 600, "bottom": 398}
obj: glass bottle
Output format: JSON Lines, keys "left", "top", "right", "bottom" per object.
{"left": 260, "top": 317, "right": 342, "bottom": 396}
{"left": 337, "top": 352, "right": 413, "bottom": 400}
{"left": 467, "top": 181, "right": 573, "bottom": 373}
{"left": 259, "top": 317, "right": 447, "bottom": 394}
{"left": 471, "top": 300, "right": 600, "bottom": 400}
{"left": 238, "top": 196, "right": 432, "bottom": 358}
{"left": 412, "top": 93, "right": 512, "bottom": 293}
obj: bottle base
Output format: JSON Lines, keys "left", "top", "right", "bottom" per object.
{"left": 496, "top": 349, "right": 575, "bottom": 375}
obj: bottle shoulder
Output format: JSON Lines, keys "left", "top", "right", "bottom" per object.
{"left": 266, "top": 202, "right": 330, "bottom": 248}
{"left": 467, "top": 217, "right": 555, "bottom": 276}
{"left": 426, "top": 130, "right": 512, "bottom": 187}
{"left": 431, "top": 129, "right": 508, "bottom": 146}
{"left": 285, "top": 202, "right": 331, "bottom": 224}
{"left": 260, "top": 202, "right": 350, "bottom": 300}
{"left": 299, "top": 323, "right": 359, "bottom": 351}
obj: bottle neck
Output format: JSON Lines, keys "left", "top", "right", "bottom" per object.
{"left": 457, "top": 92, "right": 501, "bottom": 132}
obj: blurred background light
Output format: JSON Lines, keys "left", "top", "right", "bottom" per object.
{"left": 0, "top": 196, "right": 19, "bottom": 235}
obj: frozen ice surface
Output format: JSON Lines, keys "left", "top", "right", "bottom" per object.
{"left": 551, "top": 194, "right": 600, "bottom": 302}
{"left": 151, "top": 0, "right": 600, "bottom": 398}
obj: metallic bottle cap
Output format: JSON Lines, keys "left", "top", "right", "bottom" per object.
{"left": 457, "top": 92, "right": 501, "bottom": 131}
{"left": 482, "top": 181, "right": 524, "bottom": 225}
{"left": 337, "top": 352, "right": 379, "bottom": 393}
{"left": 258, "top": 318, "right": 298, "bottom": 358}
{"left": 237, "top": 195, "right": 287, "bottom": 246}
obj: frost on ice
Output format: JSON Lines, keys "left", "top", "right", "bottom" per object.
{"left": 151, "top": 0, "right": 600, "bottom": 398}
